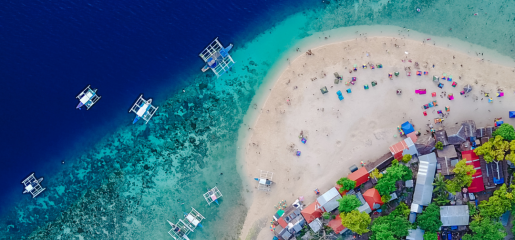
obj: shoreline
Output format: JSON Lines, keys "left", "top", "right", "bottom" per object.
{"left": 237, "top": 36, "right": 515, "bottom": 239}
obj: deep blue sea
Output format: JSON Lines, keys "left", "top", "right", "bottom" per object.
{"left": 0, "top": 0, "right": 315, "bottom": 215}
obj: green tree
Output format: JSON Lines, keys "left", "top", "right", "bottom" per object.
{"left": 375, "top": 160, "right": 413, "bottom": 195}
{"left": 402, "top": 154, "right": 412, "bottom": 163}
{"left": 369, "top": 214, "right": 410, "bottom": 240}
{"left": 462, "top": 218, "right": 506, "bottom": 240}
{"left": 435, "top": 141, "right": 444, "bottom": 150}
{"left": 340, "top": 210, "right": 370, "bottom": 235}
{"left": 336, "top": 177, "right": 356, "bottom": 193}
{"left": 381, "top": 194, "right": 391, "bottom": 203}
{"left": 424, "top": 232, "right": 438, "bottom": 240}
{"left": 390, "top": 202, "right": 410, "bottom": 218}
{"left": 416, "top": 203, "right": 442, "bottom": 232}
{"left": 478, "top": 184, "right": 513, "bottom": 219}
{"left": 322, "top": 212, "right": 330, "bottom": 220}
{"left": 433, "top": 173, "right": 450, "bottom": 206}
{"left": 337, "top": 195, "right": 361, "bottom": 213}
{"left": 446, "top": 159, "right": 476, "bottom": 192}
{"left": 493, "top": 123, "right": 515, "bottom": 141}
{"left": 370, "top": 168, "right": 383, "bottom": 179}
{"left": 474, "top": 135, "right": 509, "bottom": 163}
{"left": 468, "top": 202, "right": 477, "bottom": 216}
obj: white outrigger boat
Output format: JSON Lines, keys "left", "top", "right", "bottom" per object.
{"left": 199, "top": 38, "right": 235, "bottom": 78}
{"left": 203, "top": 186, "right": 223, "bottom": 205}
{"left": 129, "top": 94, "right": 158, "bottom": 124}
{"left": 254, "top": 170, "right": 274, "bottom": 192}
{"left": 76, "top": 85, "right": 101, "bottom": 110}
{"left": 22, "top": 173, "right": 46, "bottom": 198}
{"left": 167, "top": 207, "right": 205, "bottom": 240}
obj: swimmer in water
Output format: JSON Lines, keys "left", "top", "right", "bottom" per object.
{"left": 417, "top": 8, "right": 421, "bottom": 12}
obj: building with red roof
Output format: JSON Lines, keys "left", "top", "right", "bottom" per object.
{"left": 389, "top": 133, "right": 418, "bottom": 160}
{"left": 301, "top": 201, "right": 322, "bottom": 224}
{"left": 327, "top": 215, "right": 347, "bottom": 234}
{"left": 363, "top": 188, "right": 383, "bottom": 210}
{"left": 348, "top": 167, "right": 370, "bottom": 187}
{"left": 462, "top": 150, "right": 485, "bottom": 193}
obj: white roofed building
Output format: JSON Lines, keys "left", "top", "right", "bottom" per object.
{"left": 440, "top": 205, "right": 470, "bottom": 226}
{"left": 316, "top": 187, "right": 342, "bottom": 212}
{"left": 411, "top": 153, "right": 437, "bottom": 211}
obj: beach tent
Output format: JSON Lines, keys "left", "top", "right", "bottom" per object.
{"left": 348, "top": 167, "right": 370, "bottom": 187}
{"left": 320, "top": 87, "right": 328, "bottom": 94}
{"left": 363, "top": 188, "right": 383, "bottom": 210}
{"left": 301, "top": 201, "right": 322, "bottom": 224}
{"left": 401, "top": 122, "right": 415, "bottom": 135}
{"left": 510, "top": 111, "right": 515, "bottom": 118}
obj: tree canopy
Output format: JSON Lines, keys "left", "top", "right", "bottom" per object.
{"left": 375, "top": 160, "right": 412, "bottom": 195}
{"left": 423, "top": 232, "right": 438, "bottom": 240}
{"left": 433, "top": 173, "right": 450, "bottom": 206}
{"left": 416, "top": 203, "right": 442, "bottom": 232}
{"left": 336, "top": 177, "right": 356, "bottom": 192}
{"left": 370, "top": 168, "right": 383, "bottom": 179}
{"left": 462, "top": 217, "right": 506, "bottom": 240}
{"left": 340, "top": 210, "right": 371, "bottom": 235}
{"left": 493, "top": 123, "right": 515, "bottom": 141}
{"left": 337, "top": 194, "right": 361, "bottom": 213}
{"left": 478, "top": 184, "right": 513, "bottom": 219}
{"left": 435, "top": 141, "right": 444, "bottom": 150}
{"left": 369, "top": 214, "right": 411, "bottom": 240}
{"left": 390, "top": 202, "right": 410, "bottom": 218}
{"left": 474, "top": 135, "right": 509, "bottom": 163}
{"left": 446, "top": 159, "right": 476, "bottom": 192}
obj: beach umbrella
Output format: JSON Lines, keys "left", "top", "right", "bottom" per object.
{"left": 396, "top": 89, "right": 402, "bottom": 95}
{"left": 298, "top": 196, "right": 304, "bottom": 202}
{"left": 463, "top": 84, "right": 472, "bottom": 93}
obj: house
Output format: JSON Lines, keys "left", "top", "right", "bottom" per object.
{"left": 476, "top": 126, "right": 494, "bottom": 138}
{"left": 435, "top": 129, "right": 449, "bottom": 145}
{"left": 414, "top": 134, "right": 435, "bottom": 155}
{"left": 446, "top": 125, "right": 467, "bottom": 145}
{"left": 277, "top": 227, "right": 293, "bottom": 240}
{"left": 389, "top": 134, "right": 418, "bottom": 160}
{"left": 479, "top": 156, "right": 497, "bottom": 189}
{"left": 406, "top": 228, "right": 425, "bottom": 240}
{"left": 308, "top": 218, "right": 323, "bottom": 233}
{"left": 365, "top": 152, "right": 395, "bottom": 172}
{"left": 363, "top": 188, "right": 383, "bottom": 210}
{"left": 353, "top": 191, "right": 372, "bottom": 214}
{"left": 347, "top": 167, "right": 370, "bottom": 187}
{"left": 328, "top": 215, "right": 348, "bottom": 235}
{"left": 277, "top": 205, "right": 305, "bottom": 235}
{"left": 462, "top": 150, "right": 485, "bottom": 193}
{"left": 316, "top": 187, "right": 342, "bottom": 212}
{"left": 301, "top": 201, "right": 322, "bottom": 224}
{"left": 412, "top": 153, "right": 437, "bottom": 211}
{"left": 436, "top": 145, "right": 458, "bottom": 175}
{"left": 440, "top": 205, "right": 470, "bottom": 226}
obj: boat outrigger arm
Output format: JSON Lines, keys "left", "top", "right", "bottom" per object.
{"left": 199, "top": 38, "right": 235, "bottom": 77}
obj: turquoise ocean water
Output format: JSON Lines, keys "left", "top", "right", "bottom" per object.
{"left": 2, "top": 0, "right": 515, "bottom": 239}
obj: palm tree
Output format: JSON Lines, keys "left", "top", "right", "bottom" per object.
{"left": 433, "top": 173, "right": 447, "bottom": 193}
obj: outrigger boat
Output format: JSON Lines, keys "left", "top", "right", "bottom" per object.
{"left": 167, "top": 208, "right": 205, "bottom": 240}
{"left": 254, "top": 170, "right": 274, "bottom": 192}
{"left": 76, "top": 85, "right": 101, "bottom": 110}
{"left": 22, "top": 173, "right": 46, "bottom": 198}
{"left": 203, "top": 186, "right": 223, "bottom": 205}
{"left": 199, "top": 38, "right": 235, "bottom": 78}
{"left": 129, "top": 94, "right": 158, "bottom": 124}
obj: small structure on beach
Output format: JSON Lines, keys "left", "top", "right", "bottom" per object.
{"left": 129, "top": 95, "right": 159, "bottom": 124}
{"left": 463, "top": 84, "right": 472, "bottom": 94}
{"left": 389, "top": 133, "right": 418, "bottom": 160}
{"left": 363, "top": 188, "right": 383, "bottom": 210}
{"left": 436, "top": 145, "right": 458, "bottom": 176}
{"left": 316, "top": 187, "right": 342, "bottom": 212}
{"left": 462, "top": 150, "right": 486, "bottom": 193}
{"left": 203, "top": 186, "right": 222, "bottom": 205}
{"left": 22, "top": 173, "right": 46, "bottom": 198}
{"left": 440, "top": 205, "right": 469, "bottom": 226}
{"left": 255, "top": 170, "right": 274, "bottom": 191}
{"left": 347, "top": 167, "right": 370, "bottom": 187}
{"left": 412, "top": 153, "right": 437, "bottom": 212}
{"left": 76, "top": 85, "right": 101, "bottom": 110}
{"left": 167, "top": 207, "right": 205, "bottom": 240}
{"left": 199, "top": 38, "right": 235, "bottom": 77}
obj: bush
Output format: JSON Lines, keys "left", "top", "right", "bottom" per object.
{"left": 423, "top": 232, "right": 438, "bottom": 240}
{"left": 435, "top": 141, "right": 444, "bottom": 150}
{"left": 322, "top": 212, "right": 330, "bottom": 220}
{"left": 402, "top": 154, "right": 412, "bottom": 163}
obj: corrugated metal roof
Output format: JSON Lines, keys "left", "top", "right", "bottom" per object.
{"left": 413, "top": 153, "right": 437, "bottom": 206}
{"left": 317, "top": 187, "right": 341, "bottom": 212}
{"left": 406, "top": 228, "right": 425, "bottom": 240}
{"left": 440, "top": 205, "right": 469, "bottom": 226}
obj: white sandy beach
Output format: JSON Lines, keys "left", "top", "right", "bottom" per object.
{"left": 237, "top": 37, "right": 515, "bottom": 239}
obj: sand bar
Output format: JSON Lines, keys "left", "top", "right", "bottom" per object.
{"left": 238, "top": 36, "right": 515, "bottom": 239}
